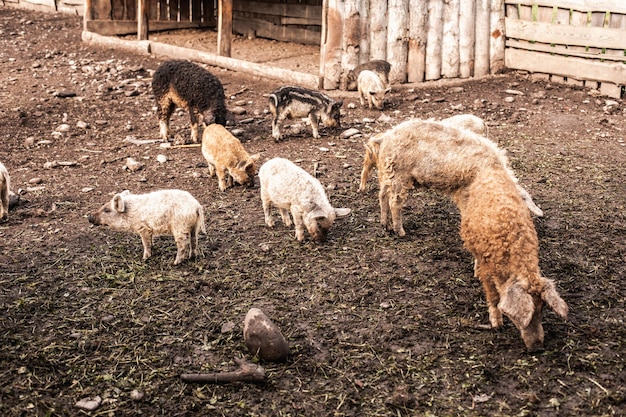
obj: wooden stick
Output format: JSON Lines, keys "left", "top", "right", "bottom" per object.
{"left": 230, "top": 86, "right": 248, "bottom": 97}
{"left": 180, "top": 358, "right": 266, "bottom": 384}
{"left": 169, "top": 143, "right": 202, "bottom": 149}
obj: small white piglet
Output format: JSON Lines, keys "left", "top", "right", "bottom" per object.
{"left": 88, "top": 189, "right": 206, "bottom": 265}
{"left": 358, "top": 70, "right": 390, "bottom": 110}
{"left": 259, "top": 157, "right": 351, "bottom": 242}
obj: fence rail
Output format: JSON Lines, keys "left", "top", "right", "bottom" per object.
{"left": 505, "top": 0, "right": 626, "bottom": 97}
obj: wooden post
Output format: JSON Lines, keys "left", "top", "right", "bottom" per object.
{"left": 387, "top": 0, "right": 409, "bottom": 83}
{"left": 137, "top": 0, "right": 149, "bottom": 40}
{"left": 425, "top": 0, "right": 443, "bottom": 80}
{"left": 459, "top": 0, "right": 475, "bottom": 78}
{"left": 474, "top": 0, "right": 490, "bottom": 76}
{"left": 489, "top": 0, "right": 505, "bottom": 74}
{"left": 369, "top": 0, "right": 387, "bottom": 59}
{"left": 442, "top": 0, "right": 460, "bottom": 78}
{"left": 321, "top": 0, "right": 343, "bottom": 89}
{"left": 83, "top": 0, "right": 92, "bottom": 32}
{"left": 217, "top": 0, "right": 233, "bottom": 57}
{"left": 342, "top": 0, "right": 361, "bottom": 82}
{"left": 407, "top": 0, "right": 427, "bottom": 83}
{"left": 358, "top": 0, "right": 370, "bottom": 63}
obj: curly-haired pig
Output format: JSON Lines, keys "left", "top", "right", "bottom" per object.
{"left": 268, "top": 86, "right": 343, "bottom": 141}
{"left": 358, "top": 70, "right": 390, "bottom": 110}
{"left": 259, "top": 157, "right": 351, "bottom": 242}
{"left": 201, "top": 123, "right": 260, "bottom": 191}
{"left": 152, "top": 59, "right": 227, "bottom": 144}
{"left": 345, "top": 59, "right": 391, "bottom": 91}
{"left": 88, "top": 189, "right": 206, "bottom": 265}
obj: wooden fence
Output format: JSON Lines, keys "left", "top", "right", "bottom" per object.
{"left": 3, "top": 0, "right": 625, "bottom": 96}
{"left": 321, "top": 0, "right": 507, "bottom": 89}
{"left": 505, "top": 0, "right": 626, "bottom": 98}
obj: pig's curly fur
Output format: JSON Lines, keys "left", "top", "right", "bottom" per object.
{"left": 376, "top": 120, "right": 567, "bottom": 350}
{"left": 152, "top": 60, "right": 227, "bottom": 142}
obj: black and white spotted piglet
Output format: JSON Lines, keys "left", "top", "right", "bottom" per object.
{"left": 268, "top": 86, "right": 343, "bottom": 141}
{"left": 151, "top": 59, "right": 227, "bottom": 144}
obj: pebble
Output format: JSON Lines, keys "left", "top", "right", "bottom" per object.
{"left": 28, "top": 177, "right": 42, "bottom": 184}
{"left": 340, "top": 128, "right": 360, "bottom": 139}
{"left": 75, "top": 396, "right": 102, "bottom": 411}
{"left": 156, "top": 154, "right": 167, "bottom": 163}
{"left": 377, "top": 113, "right": 392, "bottom": 123}
{"left": 24, "top": 137, "right": 35, "bottom": 147}
{"left": 76, "top": 120, "right": 89, "bottom": 129}
{"left": 55, "top": 91, "right": 77, "bottom": 98}
{"left": 231, "top": 106, "right": 247, "bottom": 115}
{"left": 504, "top": 96, "right": 515, "bottom": 103}
{"left": 55, "top": 124, "right": 71, "bottom": 133}
{"left": 130, "top": 390, "right": 144, "bottom": 401}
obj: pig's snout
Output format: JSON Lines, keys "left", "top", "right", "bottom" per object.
{"left": 88, "top": 214, "right": 100, "bottom": 225}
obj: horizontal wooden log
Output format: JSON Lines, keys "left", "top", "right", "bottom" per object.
{"left": 233, "top": 18, "right": 321, "bottom": 45}
{"left": 86, "top": 20, "right": 214, "bottom": 36}
{"left": 506, "top": 39, "right": 626, "bottom": 62}
{"left": 150, "top": 41, "right": 320, "bottom": 88}
{"left": 81, "top": 30, "right": 151, "bottom": 54}
{"left": 505, "top": 47, "right": 626, "bottom": 85}
{"left": 506, "top": 17, "right": 626, "bottom": 50}
{"left": 233, "top": 0, "right": 321, "bottom": 20}
{"left": 504, "top": 0, "right": 626, "bottom": 14}
{"left": 17, "top": 0, "right": 55, "bottom": 6}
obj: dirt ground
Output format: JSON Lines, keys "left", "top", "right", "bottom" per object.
{"left": 1, "top": 6, "right": 626, "bottom": 417}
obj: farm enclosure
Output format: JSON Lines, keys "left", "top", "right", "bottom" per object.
{"left": 1, "top": 6, "right": 626, "bottom": 417}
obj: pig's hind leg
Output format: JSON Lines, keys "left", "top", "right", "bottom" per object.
{"left": 189, "top": 109, "right": 201, "bottom": 143}
{"left": 173, "top": 232, "right": 193, "bottom": 265}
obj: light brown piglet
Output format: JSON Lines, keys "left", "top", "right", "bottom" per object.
{"left": 201, "top": 123, "right": 259, "bottom": 191}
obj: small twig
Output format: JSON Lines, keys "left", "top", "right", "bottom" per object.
{"left": 180, "top": 357, "right": 265, "bottom": 384}
{"left": 124, "top": 138, "right": 161, "bottom": 145}
{"left": 230, "top": 86, "right": 248, "bottom": 97}
{"left": 169, "top": 143, "right": 202, "bottom": 149}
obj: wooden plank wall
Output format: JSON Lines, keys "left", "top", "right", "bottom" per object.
{"left": 505, "top": 0, "right": 626, "bottom": 98}
{"left": 232, "top": 0, "right": 322, "bottom": 45}
{"left": 83, "top": 0, "right": 217, "bottom": 35}
{"left": 322, "top": 0, "right": 507, "bottom": 89}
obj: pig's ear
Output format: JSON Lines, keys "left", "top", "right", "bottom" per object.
{"left": 334, "top": 208, "right": 351, "bottom": 217}
{"left": 498, "top": 282, "right": 534, "bottom": 329}
{"left": 542, "top": 278, "right": 568, "bottom": 320}
{"left": 112, "top": 194, "right": 126, "bottom": 213}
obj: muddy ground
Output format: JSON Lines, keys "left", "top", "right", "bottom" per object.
{"left": 1, "top": 6, "right": 625, "bottom": 417}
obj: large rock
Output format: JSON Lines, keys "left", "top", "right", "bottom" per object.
{"left": 243, "top": 308, "right": 289, "bottom": 362}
